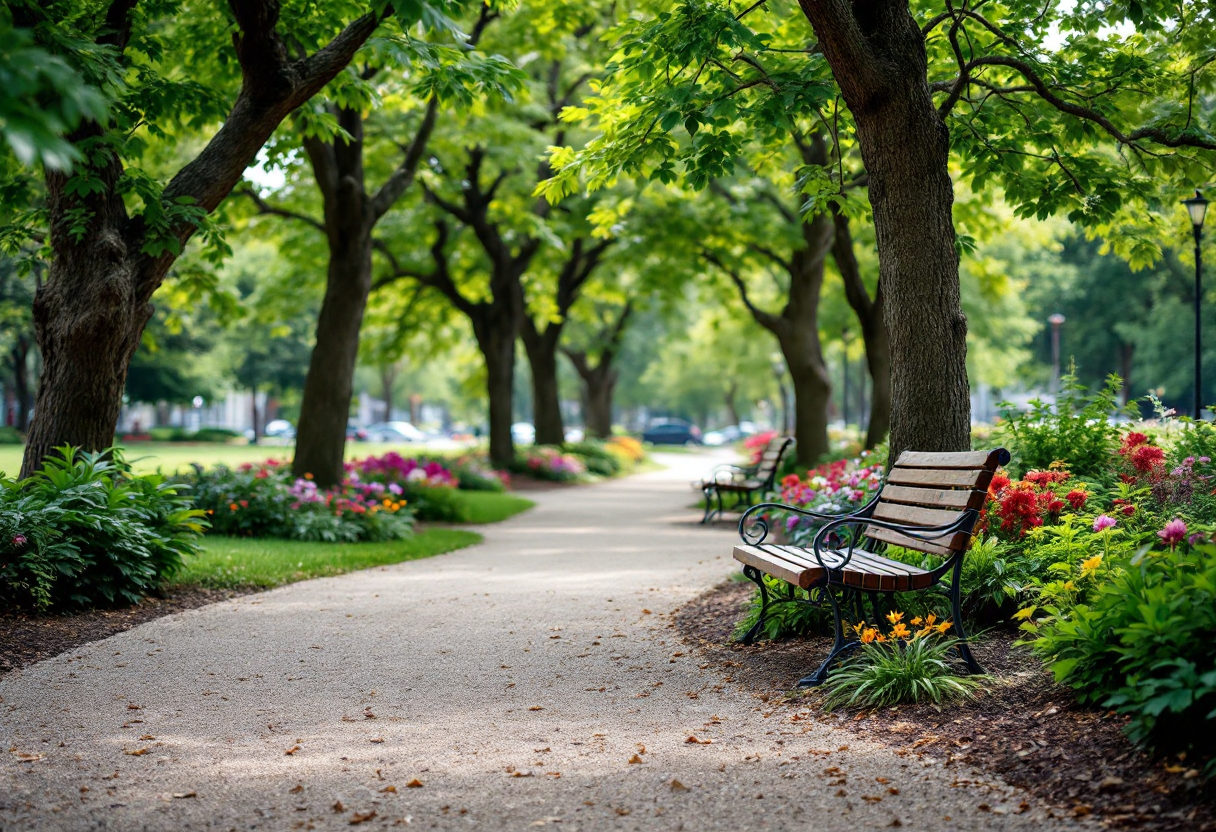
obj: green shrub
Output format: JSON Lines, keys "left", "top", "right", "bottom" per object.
{"left": 148, "top": 426, "right": 188, "bottom": 441}
{"left": 564, "top": 440, "right": 623, "bottom": 477}
{"left": 0, "top": 447, "right": 206, "bottom": 611}
{"left": 994, "top": 373, "right": 1131, "bottom": 481}
{"left": 512, "top": 446, "right": 586, "bottom": 481}
{"left": 191, "top": 427, "right": 242, "bottom": 443}
{"left": 405, "top": 485, "right": 472, "bottom": 523}
{"left": 1024, "top": 535, "right": 1216, "bottom": 773}
{"left": 821, "top": 622, "right": 988, "bottom": 710}
{"left": 0, "top": 426, "right": 23, "bottom": 445}
{"left": 732, "top": 575, "right": 834, "bottom": 641}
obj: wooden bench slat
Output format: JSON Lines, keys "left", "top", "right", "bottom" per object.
{"left": 733, "top": 545, "right": 814, "bottom": 588}
{"left": 885, "top": 467, "right": 995, "bottom": 489}
{"left": 872, "top": 502, "right": 966, "bottom": 528}
{"left": 863, "top": 525, "right": 965, "bottom": 556}
{"left": 880, "top": 484, "right": 987, "bottom": 510}
{"left": 894, "top": 450, "right": 1001, "bottom": 469}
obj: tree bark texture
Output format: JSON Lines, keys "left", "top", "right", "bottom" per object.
{"left": 19, "top": 2, "right": 382, "bottom": 478}
{"left": 831, "top": 210, "right": 891, "bottom": 449}
{"left": 475, "top": 313, "right": 519, "bottom": 468}
{"left": 797, "top": 0, "right": 971, "bottom": 464}
{"left": 9, "top": 333, "right": 32, "bottom": 432}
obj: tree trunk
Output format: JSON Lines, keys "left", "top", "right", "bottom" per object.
{"left": 797, "top": 0, "right": 971, "bottom": 465}
{"left": 293, "top": 232, "right": 372, "bottom": 486}
{"left": 380, "top": 363, "right": 398, "bottom": 420}
{"left": 10, "top": 334, "right": 32, "bottom": 433}
{"left": 250, "top": 388, "right": 261, "bottom": 443}
{"left": 474, "top": 315, "right": 518, "bottom": 468}
{"left": 521, "top": 323, "right": 564, "bottom": 445}
{"left": 724, "top": 380, "right": 742, "bottom": 427}
{"left": 863, "top": 292, "right": 893, "bottom": 449}
{"left": 583, "top": 371, "right": 615, "bottom": 439}
{"left": 782, "top": 336, "right": 832, "bottom": 466}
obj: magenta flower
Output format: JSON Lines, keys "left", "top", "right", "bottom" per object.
{"left": 1092, "top": 515, "right": 1117, "bottom": 533}
{"left": 11, "top": 534, "right": 27, "bottom": 547}
{"left": 1158, "top": 518, "right": 1188, "bottom": 546}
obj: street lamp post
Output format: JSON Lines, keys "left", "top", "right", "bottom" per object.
{"left": 1048, "top": 314, "right": 1066, "bottom": 396}
{"left": 1183, "top": 189, "right": 1209, "bottom": 420}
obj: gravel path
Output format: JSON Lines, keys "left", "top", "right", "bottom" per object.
{"left": 0, "top": 452, "right": 1088, "bottom": 831}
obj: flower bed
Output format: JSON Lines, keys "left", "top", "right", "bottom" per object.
{"left": 189, "top": 459, "right": 413, "bottom": 542}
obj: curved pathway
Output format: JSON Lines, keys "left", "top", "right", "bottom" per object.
{"left": 0, "top": 452, "right": 1086, "bottom": 830}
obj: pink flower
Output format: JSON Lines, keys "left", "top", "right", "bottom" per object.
{"left": 1093, "top": 515, "right": 1117, "bottom": 533}
{"left": 1158, "top": 518, "right": 1188, "bottom": 546}
{"left": 11, "top": 534, "right": 27, "bottom": 547}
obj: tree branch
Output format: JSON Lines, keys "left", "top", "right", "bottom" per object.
{"left": 368, "top": 96, "right": 440, "bottom": 221}
{"left": 703, "top": 250, "right": 780, "bottom": 332}
{"left": 234, "top": 185, "right": 325, "bottom": 231}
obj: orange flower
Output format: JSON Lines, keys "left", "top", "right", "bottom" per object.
{"left": 229, "top": 503, "right": 238, "bottom": 511}
{"left": 925, "top": 613, "right": 937, "bottom": 627}
{"left": 910, "top": 617, "right": 923, "bottom": 626}
{"left": 891, "top": 623, "right": 911, "bottom": 639}
{"left": 936, "top": 621, "right": 952, "bottom": 635}
{"left": 860, "top": 628, "right": 877, "bottom": 644}
{"left": 304, "top": 472, "right": 314, "bottom": 480}
{"left": 885, "top": 611, "right": 904, "bottom": 625}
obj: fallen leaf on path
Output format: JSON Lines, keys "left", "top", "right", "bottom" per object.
{"left": 406, "top": 779, "right": 424, "bottom": 788}
{"left": 172, "top": 791, "right": 196, "bottom": 799}
{"left": 528, "top": 706, "right": 544, "bottom": 711}
{"left": 289, "top": 784, "right": 304, "bottom": 794}
{"left": 370, "top": 738, "right": 384, "bottom": 744}
{"left": 670, "top": 780, "right": 689, "bottom": 792}
{"left": 628, "top": 754, "right": 643, "bottom": 764}
{"left": 124, "top": 748, "right": 150, "bottom": 756}
{"left": 642, "top": 609, "right": 651, "bottom": 615}
{"left": 614, "top": 808, "right": 631, "bottom": 816}
{"left": 511, "top": 771, "right": 534, "bottom": 778}
{"left": 349, "top": 810, "right": 377, "bottom": 824}
{"left": 13, "top": 752, "right": 44, "bottom": 762}
{"left": 139, "top": 735, "right": 156, "bottom": 741}
{"left": 285, "top": 745, "right": 301, "bottom": 755}
{"left": 382, "top": 785, "right": 397, "bottom": 793}
{"left": 887, "top": 788, "right": 900, "bottom": 795}
{"left": 333, "top": 800, "right": 346, "bottom": 812}
{"left": 684, "top": 736, "right": 711, "bottom": 744}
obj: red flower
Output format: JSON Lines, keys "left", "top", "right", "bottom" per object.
{"left": 781, "top": 474, "right": 802, "bottom": 489}
{"left": 1120, "top": 432, "right": 1150, "bottom": 453}
{"left": 1065, "top": 489, "right": 1088, "bottom": 510}
{"left": 1046, "top": 499, "right": 1065, "bottom": 514}
{"left": 989, "top": 472, "right": 1011, "bottom": 494}
{"left": 1130, "top": 444, "right": 1165, "bottom": 473}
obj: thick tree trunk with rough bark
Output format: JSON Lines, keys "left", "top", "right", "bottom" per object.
{"left": 9, "top": 334, "right": 32, "bottom": 433}
{"left": 797, "top": 0, "right": 971, "bottom": 464}
{"left": 523, "top": 330, "right": 564, "bottom": 445}
{"left": 475, "top": 315, "right": 518, "bottom": 467}
{"left": 562, "top": 302, "right": 631, "bottom": 441}
{"left": 780, "top": 330, "right": 832, "bottom": 466}
{"left": 18, "top": 3, "right": 382, "bottom": 478}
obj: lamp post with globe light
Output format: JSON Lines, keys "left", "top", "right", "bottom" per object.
{"left": 1183, "top": 189, "right": 1208, "bottom": 420}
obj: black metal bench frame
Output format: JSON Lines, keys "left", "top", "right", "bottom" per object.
{"left": 734, "top": 448, "right": 1009, "bottom": 687}
{"left": 697, "top": 436, "right": 795, "bottom": 525}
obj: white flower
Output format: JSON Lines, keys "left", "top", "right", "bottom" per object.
{"left": 406, "top": 468, "right": 427, "bottom": 482}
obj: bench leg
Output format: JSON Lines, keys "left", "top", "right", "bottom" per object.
{"left": 738, "top": 565, "right": 769, "bottom": 645}
{"left": 700, "top": 486, "right": 715, "bottom": 524}
{"left": 797, "top": 585, "right": 857, "bottom": 688}
{"left": 948, "top": 558, "right": 984, "bottom": 675}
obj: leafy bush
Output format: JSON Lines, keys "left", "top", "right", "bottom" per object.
{"left": 438, "top": 455, "right": 509, "bottom": 491}
{"left": 994, "top": 373, "right": 1130, "bottom": 481}
{"left": 820, "top": 612, "right": 988, "bottom": 710}
{"left": 0, "top": 426, "right": 23, "bottom": 444}
{"left": 189, "top": 461, "right": 413, "bottom": 542}
{"left": 346, "top": 452, "right": 465, "bottom": 521}
{"left": 1022, "top": 529, "right": 1216, "bottom": 773}
{"left": 732, "top": 575, "right": 834, "bottom": 641}
{"left": 192, "top": 427, "right": 242, "bottom": 443}
{"left": 0, "top": 447, "right": 206, "bottom": 611}
{"left": 564, "top": 440, "right": 623, "bottom": 477}
{"left": 402, "top": 485, "right": 472, "bottom": 523}
{"left": 606, "top": 435, "right": 645, "bottom": 463}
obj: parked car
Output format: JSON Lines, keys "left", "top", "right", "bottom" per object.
{"left": 347, "top": 421, "right": 368, "bottom": 442}
{"left": 642, "top": 420, "right": 702, "bottom": 445}
{"left": 511, "top": 422, "right": 536, "bottom": 444}
{"left": 264, "top": 419, "right": 296, "bottom": 440}
{"left": 366, "top": 421, "right": 426, "bottom": 443}
{"left": 703, "top": 425, "right": 743, "bottom": 446}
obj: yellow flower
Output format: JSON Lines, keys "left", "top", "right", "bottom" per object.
{"left": 925, "top": 613, "right": 937, "bottom": 627}
{"left": 1013, "top": 606, "right": 1036, "bottom": 621}
{"left": 1063, "top": 580, "right": 1076, "bottom": 591}
{"left": 910, "top": 617, "right": 923, "bottom": 626}
{"left": 891, "top": 623, "right": 911, "bottom": 639}
{"left": 853, "top": 622, "right": 867, "bottom": 635}
{"left": 936, "top": 621, "right": 952, "bottom": 635}
{"left": 1080, "top": 554, "right": 1103, "bottom": 577}
{"left": 885, "top": 611, "right": 904, "bottom": 625}
{"left": 860, "top": 628, "right": 877, "bottom": 644}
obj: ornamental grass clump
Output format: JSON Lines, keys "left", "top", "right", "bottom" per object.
{"left": 820, "top": 612, "right": 989, "bottom": 711}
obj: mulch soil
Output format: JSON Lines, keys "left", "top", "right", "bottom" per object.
{"left": 0, "top": 585, "right": 256, "bottom": 681}
{"left": 675, "top": 579, "right": 1216, "bottom": 831}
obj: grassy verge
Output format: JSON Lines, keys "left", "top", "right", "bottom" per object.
{"left": 456, "top": 491, "right": 535, "bottom": 523}
{"left": 177, "top": 528, "right": 482, "bottom": 589}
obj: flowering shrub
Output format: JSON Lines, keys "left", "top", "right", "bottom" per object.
{"left": 981, "top": 465, "right": 1089, "bottom": 542}
{"left": 775, "top": 455, "right": 885, "bottom": 547}
{"left": 820, "top": 610, "right": 988, "bottom": 711}
{"left": 516, "top": 446, "right": 586, "bottom": 482}
{"left": 606, "top": 435, "right": 645, "bottom": 463}
{"left": 440, "top": 454, "right": 509, "bottom": 492}
{"left": 0, "top": 447, "right": 206, "bottom": 611}
{"left": 189, "top": 461, "right": 413, "bottom": 542}
{"left": 348, "top": 452, "right": 457, "bottom": 489}
{"left": 743, "top": 430, "right": 779, "bottom": 464}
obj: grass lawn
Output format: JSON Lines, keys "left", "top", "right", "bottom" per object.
{"left": 177, "top": 528, "right": 483, "bottom": 589}
{"left": 457, "top": 491, "right": 535, "bottom": 523}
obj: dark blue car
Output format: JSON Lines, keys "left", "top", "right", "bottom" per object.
{"left": 641, "top": 420, "right": 702, "bottom": 445}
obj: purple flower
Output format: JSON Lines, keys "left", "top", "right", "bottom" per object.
{"left": 11, "top": 534, "right": 27, "bottom": 548}
{"left": 1187, "top": 532, "right": 1207, "bottom": 546}
{"left": 1093, "top": 515, "right": 1117, "bottom": 533}
{"left": 785, "top": 516, "right": 799, "bottom": 532}
{"left": 1158, "top": 518, "right": 1188, "bottom": 546}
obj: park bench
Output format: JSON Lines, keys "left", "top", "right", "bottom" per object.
{"left": 732, "top": 448, "right": 1010, "bottom": 686}
{"left": 696, "top": 435, "right": 795, "bottom": 524}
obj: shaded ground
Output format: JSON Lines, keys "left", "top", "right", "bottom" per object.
{"left": 0, "top": 586, "right": 256, "bottom": 679}
{"left": 675, "top": 580, "right": 1216, "bottom": 831}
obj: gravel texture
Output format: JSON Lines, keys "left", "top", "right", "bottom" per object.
{"left": 0, "top": 452, "right": 1092, "bottom": 831}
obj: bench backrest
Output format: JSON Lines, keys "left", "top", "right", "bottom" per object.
{"left": 863, "top": 449, "right": 1009, "bottom": 557}
{"left": 753, "top": 436, "right": 795, "bottom": 487}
